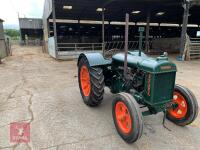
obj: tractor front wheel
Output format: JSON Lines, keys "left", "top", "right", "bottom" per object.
{"left": 78, "top": 57, "right": 105, "bottom": 107}
{"left": 112, "top": 92, "right": 143, "bottom": 143}
{"left": 167, "top": 85, "right": 199, "bottom": 126}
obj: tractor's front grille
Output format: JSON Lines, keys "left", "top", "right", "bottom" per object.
{"left": 145, "top": 72, "right": 176, "bottom": 105}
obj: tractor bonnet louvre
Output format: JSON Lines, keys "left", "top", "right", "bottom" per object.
{"left": 144, "top": 72, "right": 176, "bottom": 106}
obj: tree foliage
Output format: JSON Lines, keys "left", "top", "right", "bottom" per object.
{"left": 4, "top": 29, "right": 20, "bottom": 39}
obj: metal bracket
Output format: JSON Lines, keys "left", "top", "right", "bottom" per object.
{"left": 162, "top": 109, "right": 171, "bottom": 131}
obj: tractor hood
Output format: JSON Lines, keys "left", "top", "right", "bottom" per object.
{"left": 112, "top": 51, "right": 177, "bottom": 73}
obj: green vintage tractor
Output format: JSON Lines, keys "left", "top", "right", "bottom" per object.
{"left": 77, "top": 50, "right": 199, "bottom": 143}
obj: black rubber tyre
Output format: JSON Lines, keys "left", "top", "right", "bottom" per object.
{"left": 112, "top": 92, "right": 143, "bottom": 143}
{"left": 78, "top": 57, "right": 105, "bottom": 107}
{"left": 167, "top": 85, "right": 199, "bottom": 126}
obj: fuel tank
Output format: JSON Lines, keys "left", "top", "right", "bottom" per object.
{"left": 112, "top": 51, "right": 177, "bottom": 73}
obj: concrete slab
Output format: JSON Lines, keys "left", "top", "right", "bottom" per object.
{"left": 0, "top": 45, "right": 199, "bottom": 150}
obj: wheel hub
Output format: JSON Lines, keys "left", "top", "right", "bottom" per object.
{"left": 115, "top": 102, "right": 132, "bottom": 134}
{"left": 80, "top": 66, "right": 91, "bottom": 97}
{"left": 168, "top": 91, "right": 188, "bottom": 119}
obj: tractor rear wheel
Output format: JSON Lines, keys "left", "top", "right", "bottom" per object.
{"left": 78, "top": 57, "right": 105, "bottom": 107}
{"left": 167, "top": 85, "right": 199, "bottom": 126}
{"left": 112, "top": 92, "right": 143, "bottom": 143}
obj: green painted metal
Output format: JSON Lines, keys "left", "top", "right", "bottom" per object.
{"left": 138, "top": 27, "right": 145, "bottom": 56}
{"left": 138, "top": 27, "right": 145, "bottom": 32}
{"left": 78, "top": 53, "right": 111, "bottom": 67}
{"left": 79, "top": 51, "right": 177, "bottom": 114}
{"left": 111, "top": 52, "right": 177, "bottom": 113}
{"left": 112, "top": 52, "right": 177, "bottom": 73}
{"left": 143, "top": 72, "right": 176, "bottom": 105}
{"left": 110, "top": 77, "right": 123, "bottom": 94}
{"left": 142, "top": 111, "right": 153, "bottom": 116}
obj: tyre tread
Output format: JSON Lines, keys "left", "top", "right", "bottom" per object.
{"left": 78, "top": 57, "right": 105, "bottom": 107}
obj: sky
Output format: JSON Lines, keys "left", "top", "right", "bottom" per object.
{"left": 0, "top": 0, "right": 45, "bottom": 29}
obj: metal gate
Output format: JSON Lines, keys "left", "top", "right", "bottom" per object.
{"left": 189, "top": 38, "right": 200, "bottom": 60}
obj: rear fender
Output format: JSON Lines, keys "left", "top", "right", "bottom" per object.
{"left": 77, "top": 53, "right": 111, "bottom": 67}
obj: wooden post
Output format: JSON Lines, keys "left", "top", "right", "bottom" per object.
{"left": 47, "top": 19, "right": 50, "bottom": 37}
{"left": 78, "top": 20, "right": 81, "bottom": 43}
{"left": 75, "top": 44, "right": 77, "bottom": 51}
{"left": 52, "top": 0, "right": 58, "bottom": 59}
{"left": 124, "top": 13, "right": 129, "bottom": 78}
{"left": 102, "top": 8, "right": 105, "bottom": 56}
{"left": 18, "top": 13, "right": 22, "bottom": 44}
{"left": 92, "top": 44, "right": 95, "bottom": 51}
{"left": 180, "top": 1, "right": 190, "bottom": 60}
{"left": 145, "top": 10, "right": 151, "bottom": 52}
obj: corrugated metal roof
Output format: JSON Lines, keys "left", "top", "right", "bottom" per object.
{"left": 19, "top": 18, "right": 43, "bottom": 29}
{"left": 43, "top": 0, "right": 52, "bottom": 20}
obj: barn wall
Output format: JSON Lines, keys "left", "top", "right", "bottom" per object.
{"left": 0, "top": 22, "right": 4, "bottom": 40}
{"left": 0, "top": 21, "right": 7, "bottom": 59}
{"left": 152, "top": 38, "right": 180, "bottom": 53}
{"left": 0, "top": 40, "right": 7, "bottom": 58}
{"left": 19, "top": 18, "right": 43, "bottom": 29}
{"left": 43, "top": 0, "right": 52, "bottom": 53}
{"left": 43, "top": 0, "right": 52, "bottom": 20}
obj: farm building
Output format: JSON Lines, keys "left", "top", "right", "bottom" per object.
{"left": 19, "top": 18, "right": 43, "bottom": 46}
{"left": 42, "top": 0, "right": 200, "bottom": 60}
{"left": 0, "top": 19, "right": 9, "bottom": 60}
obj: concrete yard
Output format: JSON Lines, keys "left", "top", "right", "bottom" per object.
{"left": 0, "top": 45, "right": 200, "bottom": 150}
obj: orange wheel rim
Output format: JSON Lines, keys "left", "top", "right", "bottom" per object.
{"left": 80, "top": 66, "right": 91, "bottom": 97}
{"left": 115, "top": 102, "right": 132, "bottom": 134}
{"left": 168, "top": 91, "right": 188, "bottom": 119}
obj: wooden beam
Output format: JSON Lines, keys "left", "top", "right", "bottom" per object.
{"left": 180, "top": 1, "right": 190, "bottom": 59}
{"left": 102, "top": 8, "right": 105, "bottom": 56}
{"left": 52, "top": 0, "right": 58, "bottom": 59}
{"left": 47, "top": 19, "right": 50, "bottom": 37}
{"left": 145, "top": 9, "right": 151, "bottom": 52}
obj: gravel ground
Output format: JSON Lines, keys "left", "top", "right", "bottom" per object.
{"left": 0, "top": 45, "right": 199, "bottom": 150}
